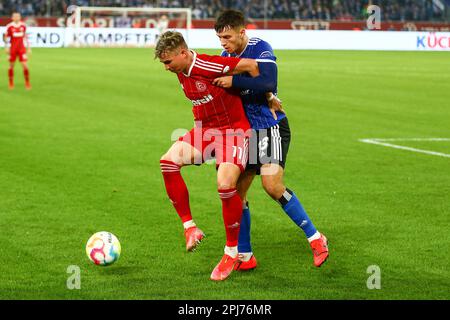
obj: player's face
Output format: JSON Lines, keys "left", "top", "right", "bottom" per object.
{"left": 159, "top": 48, "right": 188, "bottom": 74}
{"left": 216, "top": 27, "right": 246, "bottom": 54}
{"left": 12, "top": 13, "right": 21, "bottom": 23}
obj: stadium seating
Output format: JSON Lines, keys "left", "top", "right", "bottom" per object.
{"left": 0, "top": 0, "right": 448, "bottom": 22}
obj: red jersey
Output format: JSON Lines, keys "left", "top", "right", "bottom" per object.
{"left": 6, "top": 22, "right": 27, "bottom": 53}
{"left": 177, "top": 51, "right": 250, "bottom": 132}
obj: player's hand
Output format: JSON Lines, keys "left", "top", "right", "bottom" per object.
{"left": 212, "top": 76, "right": 233, "bottom": 88}
{"left": 5, "top": 47, "right": 10, "bottom": 55}
{"left": 268, "top": 94, "right": 285, "bottom": 120}
{"left": 28, "top": 48, "right": 32, "bottom": 55}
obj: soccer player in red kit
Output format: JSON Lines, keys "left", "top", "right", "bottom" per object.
{"left": 3, "top": 12, "right": 31, "bottom": 90}
{"left": 156, "top": 31, "right": 259, "bottom": 281}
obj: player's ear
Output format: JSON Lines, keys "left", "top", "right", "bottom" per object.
{"left": 239, "top": 28, "right": 246, "bottom": 38}
{"left": 179, "top": 48, "right": 188, "bottom": 58}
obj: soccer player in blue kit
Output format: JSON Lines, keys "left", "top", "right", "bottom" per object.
{"left": 212, "top": 10, "right": 329, "bottom": 270}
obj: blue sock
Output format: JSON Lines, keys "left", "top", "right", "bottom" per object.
{"left": 279, "top": 188, "right": 317, "bottom": 238}
{"left": 237, "top": 202, "right": 252, "bottom": 253}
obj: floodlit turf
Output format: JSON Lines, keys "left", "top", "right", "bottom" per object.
{"left": 0, "top": 48, "right": 449, "bottom": 300}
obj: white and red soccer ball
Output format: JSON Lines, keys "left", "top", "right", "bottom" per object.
{"left": 86, "top": 231, "right": 121, "bottom": 266}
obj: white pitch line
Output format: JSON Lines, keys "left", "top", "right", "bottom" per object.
{"left": 359, "top": 138, "right": 450, "bottom": 158}
{"left": 370, "top": 138, "right": 450, "bottom": 142}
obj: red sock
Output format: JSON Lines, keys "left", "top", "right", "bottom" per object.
{"left": 219, "top": 188, "right": 243, "bottom": 247}
{"left": 160, "top": 160, "right": 193, "bottom": 223}
{"left": 8, "top": 68, "right": 13, "bottom": 85}
{"left": 24, "top": 68, "right": 30, "bottom": 84}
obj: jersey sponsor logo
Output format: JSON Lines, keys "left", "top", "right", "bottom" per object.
{"left": 191, "top": 94, "right": 213, "bottom": 106}
{"left": 13, "top": 32, "right": 24, "bottom": 37}
{"left": 259, "top": 51, "right": 273, "bottom": 58}
{"left": 195, "top": 81, "right": 207, "bottom": 92}
{"left": 240, "top": 89, "right": 251, "bottom": 96}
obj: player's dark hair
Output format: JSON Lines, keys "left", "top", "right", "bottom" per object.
{"left": 154, "top": 31, "right": 188, "bottom": 59}
{"left": 214, "top": 9, "right": 245, "bottom": 32}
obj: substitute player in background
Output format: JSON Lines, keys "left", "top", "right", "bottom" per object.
{"left": 3, "top": 12, "right": 31, "bottom": 90}
{"left": 213, "top": 10, "right": 329, "bottom": 270}
{"left": 156, "top": 31, "right": 261, "bottom": 281}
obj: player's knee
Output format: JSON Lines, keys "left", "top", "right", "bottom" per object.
{"left": 160, "top": 151, "right": 182, "bottom": 166}
{"left": 218, "top": 175, "right": 238, "bottom": 190}
{"left": 160, "top": 152, "right": 172, "bottom": 162}
{"left": 262, "top": 180, "right": 285, "bottom": 200}
{"left": 217, "top": 182, "right": 237, "bottom": 190}
{"left": 161, "top": 142, "right": 184, "bottom": 165}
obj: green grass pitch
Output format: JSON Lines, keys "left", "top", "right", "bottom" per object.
{"left": 0, "top": 48, "right": 449, "bottom": 300}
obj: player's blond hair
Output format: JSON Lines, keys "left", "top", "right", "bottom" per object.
{"left": 154, "top": 31, "right": 188, "bottom": 59}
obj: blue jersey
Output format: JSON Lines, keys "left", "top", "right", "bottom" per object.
{"left": 221, "top": 37, "right": 285, "bottom": 129}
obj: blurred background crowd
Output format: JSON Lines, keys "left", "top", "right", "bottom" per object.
{"left": 0, "top": 0, "right": 449, "bottom": 21}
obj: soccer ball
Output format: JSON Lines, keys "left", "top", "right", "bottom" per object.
{"left": 86, "top": 231, "right": 121, "bottom": 266}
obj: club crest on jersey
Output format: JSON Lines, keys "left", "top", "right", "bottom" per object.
{"left": 259, "top": 51, "right": 273, "bottom": 58}
{"left": 195, "top": 81, "right": 207, "bottom": 92}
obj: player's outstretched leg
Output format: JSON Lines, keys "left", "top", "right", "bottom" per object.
{"left": 210, "top": 163, "right": 243, "bottom": 281}
{"left": 279, "top": 188, "right": 329, "bottom": 267}
{"left": 160, "top": 141, "right": 204, "bottom": 252}
{"left": 261, "top": 164, "right": 329, "bottom": 267}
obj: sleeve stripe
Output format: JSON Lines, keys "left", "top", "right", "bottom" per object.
{"left": 255, "top": 59, "right": 277, "bottom": 64}
{"left": 196, "top": 59, "right": 223, "bottom": 70}
{"left": 194, "top": 64, "right": 223, "bottom": 73}
{"left": 195, "top": 60, "right": 223, "bottom": 72}
{"left": 196, "top": 57, "right": 224, "bottom": 68}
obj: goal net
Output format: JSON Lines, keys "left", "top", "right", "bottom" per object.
{"left": 67, "top": 7, "right": 192, "bottom": 47}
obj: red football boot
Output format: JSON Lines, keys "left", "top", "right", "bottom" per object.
{"left": 210, "top": 254, "right": 238, "bottom": 281}
{"left": 234, "top": 254, "right": 257, "bottom": 271}
{"left": 184, "top": 226, "right": 205, "bottom": 252}
{"left": 310, "top": 233, "right": 329, "bottom": 267}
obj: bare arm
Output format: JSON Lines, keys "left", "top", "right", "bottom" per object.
{"left": 230, "top": 58, "right": 259, "bottom": 77}
{"left": 214, "top": 59, "right": 277, "bottom": 93}
{"left": 212, "top": 58, "right": 259, "bottom": 87}
{"left": 214, "top": 58, "right": 284, "bottom": 120}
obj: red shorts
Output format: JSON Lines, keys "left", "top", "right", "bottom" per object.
{"left": 9, "top": 50, "right": 28, "bottom": 62}
{"left": 179, "top": 127, "right": 250, "bottom": 172}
